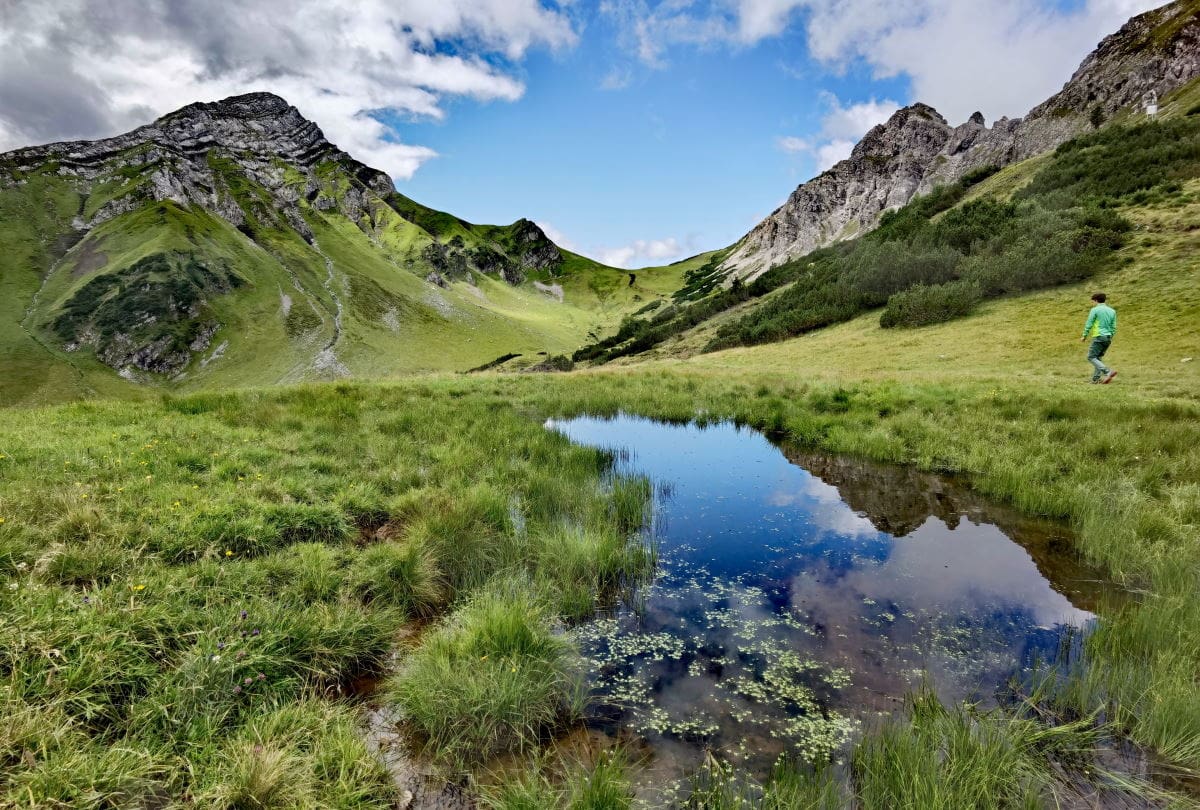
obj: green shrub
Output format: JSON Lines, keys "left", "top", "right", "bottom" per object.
{"left": 1019, "top": 117, "right": 1200, "bottom": 205}
{"left": 880, "top": 280, "right": 983, "bottom": 328}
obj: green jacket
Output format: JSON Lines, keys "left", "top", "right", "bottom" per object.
{"left": 1083, "top": 304, "right": 1117, "bottom": 339}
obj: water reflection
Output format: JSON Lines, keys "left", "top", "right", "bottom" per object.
{"left": 551, "top": 415, "right": 1114, "bottom": 787}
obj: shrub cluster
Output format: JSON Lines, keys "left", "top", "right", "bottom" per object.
{"left": 574, "top": 118, "right": 1195, "bottom": 362}
{"left": 880, "top": 280, "right": 983, "bottom": 328}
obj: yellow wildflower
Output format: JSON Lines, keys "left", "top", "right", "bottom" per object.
{"left": 145, "top": 475, "right": 153, "bottom": 480}
{"left": 225, "top": 549, "right": 234, "bottom": 557}
{"left": 0, "top": 517, "right": 6, "bottom": 524}
{"left": 131, "top": 584, "right": 146, "bottom": 591}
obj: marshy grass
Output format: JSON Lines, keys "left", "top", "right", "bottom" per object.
{"left": 0, "top": 364, "right": 1198, "bottom": 805}
{"left": 682, "top": 755, "right": 843, "bottom": 809}
{"left": 388, "top": 577, "right": 582, "bottom": 768}
{"left": 482, "top": 750, "right": 635, "bottom": 810}
{"left": 0, "top": 381, "right": 654, "bottom": 805}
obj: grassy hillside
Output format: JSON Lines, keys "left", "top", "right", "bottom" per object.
{"left": 0, "top": 150, "right": 689, "bottom": 405}
{"left": 635, "top": 177, "right": 1200, "bottom": 399}
{"left": 2, "top": 80, "right": 1199, "bottom": 810}
{"left": 575, "top": 99, "right": 1200, "bottom": 367}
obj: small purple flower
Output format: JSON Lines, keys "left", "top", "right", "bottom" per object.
{"left": 244, "top": 676, "right": 253, "bottom": 685}
{"left": 251, "top": 629, "right": 260, "bottom": 637}
{"left": 233, "top": 685, "right": 242, "bottom": 694}
{"left": 256, "top": 672, "right": 265, "bottom": 681}
{"left": 82, "top": 596, "right": 90, "bottom": 604}
{"left": 217, "top": 642, "right": 225, "bottom": 650}
{"left": 254, "top": 745, "right": 263, "bottom": 754}
{"left": 239, "top": 610, "right": 247, "bottom": 620}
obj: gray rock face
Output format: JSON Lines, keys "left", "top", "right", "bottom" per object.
{"left": 722, "top": 0, "right": 1200, "bottom": 279}
{"left": 0, "top": 92, "right": 381, "bottom": 233}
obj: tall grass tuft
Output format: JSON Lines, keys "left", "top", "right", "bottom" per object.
{"left": 388, "top": 578, "right": 581, "bottom": 767}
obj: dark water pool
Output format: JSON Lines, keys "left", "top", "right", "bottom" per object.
{"left": 549, "top": 414, "right": 1113, "bottom": 793}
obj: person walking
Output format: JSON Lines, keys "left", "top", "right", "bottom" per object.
{"left": 1080, "top": 292, "right": 1117, "bottom": 384}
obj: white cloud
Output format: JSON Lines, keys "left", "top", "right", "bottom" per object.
{"left": 534, "top": 220, "right": 582, "bottom": 253}
{"left": 818, "top": 94, "right": 900, "bottom": 140}
{"left": 777, "top": 93, "right": 899, "bottom": 173}
{"left": 0, "top": 0, "right": 576, "bottom": 179}
{"left": 535, "top": 222, "right": 687, "bottom": 268}
{"left": 606, "top": 0, "right": 1163, "bottom": 122}
{"left": 598, "top": 237, "right": 684, "bottom": 268}
{"left": 776, "top": 135, "right": 810, "bottom": 153}
{"left": 797, "top": 0, "right": 1164, "bottom": 122}
{"left": 811, "top": 139, "right": 856, "bottom": 172}
{"left": 750, "top": 0, "right": 1162, "bottom": 122}
{"left": 599, "top": 0, "right": 735, "bottom": 68}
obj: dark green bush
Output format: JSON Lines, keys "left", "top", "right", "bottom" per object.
{"left": 1019, "top": 118, "right": 1200, "bottom": 205}
{"left": 880, "top": 281, "right": 983, "bottom": 328}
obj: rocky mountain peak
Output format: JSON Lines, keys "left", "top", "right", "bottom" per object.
{"left": 0, "top": 90, "right": 378, "bottom": 238}
{"left": 149, "top": 92, "right": 333, "bottom": 166}
{"left": 720, "top": 0, "right": 1200, "bottom": 280}
{"left": 851, "top": 103, "right": 951, "bottom": 162}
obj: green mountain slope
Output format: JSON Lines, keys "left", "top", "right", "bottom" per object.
{"left": 0, "top": 94, "right": 685, "bottom": 406}
{"left": 572, "top": 77, "right": 1200, "bottom": 367}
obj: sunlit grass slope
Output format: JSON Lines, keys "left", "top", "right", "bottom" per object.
{"left": 667, "top": 179, "right": 1200, "bottom": 397}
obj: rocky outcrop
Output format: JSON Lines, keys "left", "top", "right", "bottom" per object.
{"left": 0, "top": 93, "right": 371, "bottom": 233}
{"left": 506, "top": 218, "right": 563, "bottom": 275}
{"left": 722, "top": 0, "right": 1200, "bottom": 280}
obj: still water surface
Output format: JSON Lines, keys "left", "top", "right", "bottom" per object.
{"left": 550, "top": 414, "right": 1111, "bottom": 788}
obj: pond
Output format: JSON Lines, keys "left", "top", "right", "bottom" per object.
{"left": 549, "top": 414, "right": 1114, "bottom": 797}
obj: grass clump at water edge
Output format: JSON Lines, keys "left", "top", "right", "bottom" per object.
{"left": 388, "top": 577, "right": 585, "bottom": 768}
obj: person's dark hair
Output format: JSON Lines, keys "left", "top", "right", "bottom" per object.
{"left": 1091, "top": 292, "right": 1106, "bottom": 303}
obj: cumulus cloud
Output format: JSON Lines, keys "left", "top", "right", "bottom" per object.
{"left": 791, "top": 0, "right": 1164, "bottom": 122}
{"left": 0, "top": 0, "right": 576, "bottom": 179}
{"left": 605, "top": 0, "right": 1162, "bottom": 121}
{"left": 778, "top": 93, "right": 899, "bottom": 173}
{"left": 598, "top": 237, "right": 684, "bottom": 268}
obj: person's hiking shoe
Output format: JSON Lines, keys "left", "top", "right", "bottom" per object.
{"left": 1102, "top": 370, "right": 1118, "bottom": 384}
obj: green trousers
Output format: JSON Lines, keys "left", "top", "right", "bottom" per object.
{"left": 1087, "top": 336, "right": 1112, "bottom": 381}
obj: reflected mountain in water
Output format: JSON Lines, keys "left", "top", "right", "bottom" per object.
{"left": 551, "top": 414, "right": 1121, "bottom": 795}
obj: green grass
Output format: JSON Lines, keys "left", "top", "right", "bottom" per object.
{"left": 1, "top": 365, "right": 1198, "bottom": 804}
{"left": 0, "top": 380, "right": 655, "bottom": 805}
{"left": 482, "top": 751, "right": 635, "bottom": 809}
{"left": 388, "top": 578, "right": 582, "bottom": 767}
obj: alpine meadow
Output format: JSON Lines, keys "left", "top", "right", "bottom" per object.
{"left": 1, "top": 1, "right": 1199, "bottom": 808}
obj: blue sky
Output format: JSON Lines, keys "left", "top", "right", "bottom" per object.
{"left": 391, "top": 26, "right": 909, "bottom": 265}
{"left": 384, "top": 0, "right": 1162, "bottom": 265}
{"left": 0, "top": 0, "right": 1163, "bottom": 266}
